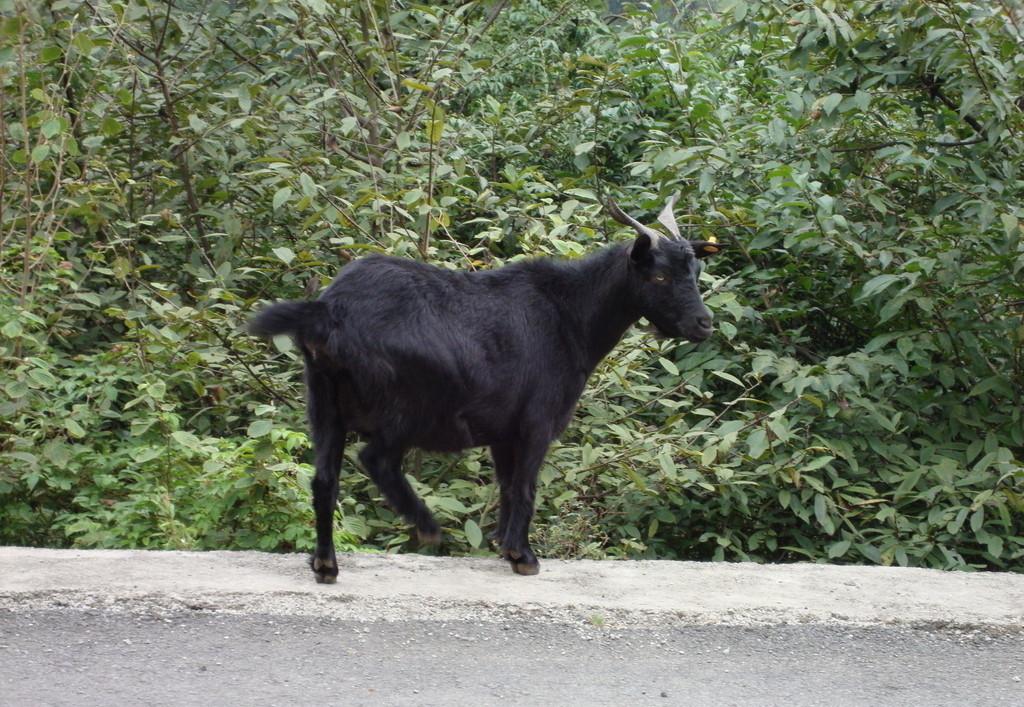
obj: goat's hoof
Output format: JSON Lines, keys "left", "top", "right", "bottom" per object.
{"left": 311, "top": 555, "right": 338, "bottom": 584}
{"left": 511, "top": 559, "right": 540, "bottom": 576}
{"left": 417, "top": 528, "right": 442, "bottom": 546}
{"left": 504, "top": 549, "right": 540, "bottom": 576}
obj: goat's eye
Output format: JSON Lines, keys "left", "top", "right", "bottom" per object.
{"left": 653, "top": 273, "right": 669, "bottom": 283}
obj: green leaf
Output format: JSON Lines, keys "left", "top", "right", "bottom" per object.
{"left": 565, "top": 188, "right": 597, "bottom": 201}
{"left": 7, "top": 451, "right": 38, "bottom": 467}
{"left": 171, "top": 430, "right": 200, "bottom": 449}
{"left": 814, "top": 494, "right": 834, "bottom": 534}
{"left": 341, "top": 515, "right": 369, "bottom": 539}
{"left": 299, "top": 172, "right": 317, "bottom": 198}
{"left": 573, "top": 141, "right": 596, "bottom": 155}
{"left": 778, "top": 489, "right": 791, "bottom": 509}
{"left": 28, "top": 368, "right": 58, "bottom": 387}
{"left": 710, "top": 370, "right": 743, "bottom": 386}
{"left": 148, "top": 380, "right": 166, "bottom": 401}
{"left": 247, "top": 420, "right": 273, "bottom": 438}
{"left": 71, "top": 33, "right": 93, "bottom": 53}
{"left": 878, "top": 295, "right": 906, "bottom": 323}
{"left": 986, "top": 536, "right": 1003, "bottom": 558}
{"left": 41, "top": 118, "right": 62, "bottom": 138}
{"left": 2, "top": 319, "right": 22, "bottom": 337}
{"left": 431, "top": 496, "right": 469, "bottom": 514}
{"left": 237, "top": 86, "right": 252, "bottom": 113}
{"left": 129, "top": 446, "right": 162, "bottom": 464}
{"left": 857, "top": 274, "right": 900, "bottom": 300}
{"left": 425, "top": 117, "right": 444, "bottom": 144}
{"left": 402, "top": 78, "right": 433, "bottom": 92}
{"left": 821, "top": 93, "right": 843, "bottom": 115}
{"left": 747, "top": 428, "right": 768, "bottom": 459}
{"left": 272, "top": 187, "right": 292, "bottom": 210}
{"left": 1001, "top": 213, "right": 1019, "bottom": 238}
{"left": 40, "top": 45, "right": 63, "bottom": 63}
{"left": 101, "top": 117, "right": 122, "bottom": 137}
{"left": 827, "top": 539, "right": 851, "bottom": 559}
{"left": 800, "top": 393, "right": 823, "bottom": 411}
{"left": 464, "top": 519, "right": 483, "bottom": 548}
{"left": 5, "top": 380, "right": 29, "bottom": 398}
{"left": 30, "top": 144, "right": 50, "bottom": 163}
{"left": 803, "top": 455, "right": 834, "bottom": 471}
{"left": 970, "top": 507, "right": 984, "bottom": 533}
{"left": 272, "top": 246, "right": 296, "bottom": 265}
{"left": 65, "top": 419, "right": 86, "bottom": 439}
{"left": 658, "top": 357, "right": 678, "bottom": 376}
{"left": 44, "top": 440, "right": 72, "bottom": 468}
{"left": 187, "top": 113, "right": 207, "bottom": 132}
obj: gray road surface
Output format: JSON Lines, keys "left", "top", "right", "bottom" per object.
{"left": 2, "top": 611, "right": 1022, "bottom": 706}
{"left": 1, "top": 548, "right": 1021, "bottom": 706}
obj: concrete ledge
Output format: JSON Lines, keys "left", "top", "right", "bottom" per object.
{"left": 2, "top": 547, "right": 1022, "bottom": 629}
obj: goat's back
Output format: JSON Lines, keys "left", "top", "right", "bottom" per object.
{"left": 311, "top": 255, "right": 584, "bottom": 448}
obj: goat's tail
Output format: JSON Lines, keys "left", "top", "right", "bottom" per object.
{"left": 248, "top": 300, "right": 330, "bottom": 343}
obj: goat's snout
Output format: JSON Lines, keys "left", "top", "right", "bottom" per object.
{"left": 685, "top": 310, "right": 714, "bottom": 342}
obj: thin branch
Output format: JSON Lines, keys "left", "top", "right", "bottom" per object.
{"left": 213, "top": 35, "right": 281, "bottom": 87}
{"left": 153, "top": 0, "right": 174, "bottom": 55}
{"left": 831, "top": 136, "right": 985, "bottom": 152}
{"left": 931, "top": 83, "right": 986, "bottom": 135}
{"left": 421, "top": 102, "right": 438, "bottom": 257}
{"left": 931, "top": 136, "right": 988, "bottom": 147}
{"left": 832, "top": 140, "right": 912, "bottom": 153}
{"left": 936, "top": 0, "right": 993, "bottom": 98}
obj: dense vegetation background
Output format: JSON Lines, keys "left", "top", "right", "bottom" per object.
{"left": 2, "top": 0, "right": 1022, "bottom": 570}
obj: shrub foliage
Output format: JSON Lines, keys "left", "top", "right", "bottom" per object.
{"left": 1, "top": 0, "right": 1022, "bottom": 570}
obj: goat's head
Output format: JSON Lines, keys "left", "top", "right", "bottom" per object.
{"left": 607, "top": 194, "right": 725, "bottom": 343}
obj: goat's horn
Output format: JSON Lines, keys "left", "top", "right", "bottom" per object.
{"left": 657, "top": 192, "right": 681, "bottom": 239}
{"left": 604, "top": 199, "right": 662, "bottom": 242}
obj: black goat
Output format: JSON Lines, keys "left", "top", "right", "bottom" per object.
{"left": 250, "top": 196, "right": 725, "bottom": 582}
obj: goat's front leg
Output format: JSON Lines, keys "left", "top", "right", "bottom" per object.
{"left": 495, "top": 435, "right": 549, "bottom": 576}
{"left": 488, "top": 443, "right": 513, "bottom": 549}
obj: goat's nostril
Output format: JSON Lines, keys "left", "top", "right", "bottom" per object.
{"left": 697, "top": 316, "right": 713, "bottom": 330}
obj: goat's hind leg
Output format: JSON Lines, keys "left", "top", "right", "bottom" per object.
{"left": 359, "top": 442, "right": 441, "bottom": 545}
{"left": 307, "top": 366, "right": 346, "bottom": 584}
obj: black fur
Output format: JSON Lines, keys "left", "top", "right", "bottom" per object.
{"left": 251, "top": 233, "right": 723, "bottom": 580}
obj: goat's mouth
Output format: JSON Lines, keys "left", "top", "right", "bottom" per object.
{"left": 640, "top": 319, "right": 713, "bottom": 343}
{"left": 685, "top": 326, "right": 713, "bottom": 343}
{"left": 640, "top": 319, "right": 710, "bottom": 342}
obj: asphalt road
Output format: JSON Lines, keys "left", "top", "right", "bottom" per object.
{"left": 2, "top": 610, "right": 1022, "bottom": 706}
{"left": 1, "top": 548, "right": 1022, "bottom": 706}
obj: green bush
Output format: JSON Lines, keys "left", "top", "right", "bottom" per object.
{"left": 1, "top": 0, "right": 1021, "bottom": 570}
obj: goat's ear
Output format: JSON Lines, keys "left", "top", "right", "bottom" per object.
{"left": 657, "top": 192, "right": 681, "bottom": 239}
{"left": 630, "top": 233, "right": 655, "bottom": 265}
{"left": 690, "top": 239, "right": 724, "bottom": 259}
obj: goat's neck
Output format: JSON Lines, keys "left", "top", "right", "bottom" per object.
{"left": 569, "top": 246, "right": 641, "bottom": 372}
